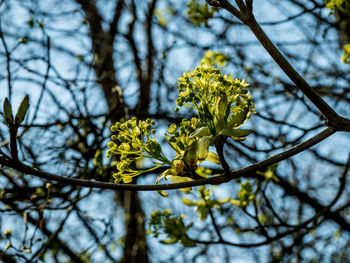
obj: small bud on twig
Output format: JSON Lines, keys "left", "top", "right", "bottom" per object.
{"left": 3, "top": 98, "right": 14, "bottom": 125}
{"left": 15, "top": 94, "right": 29, "bottom": 124}
{"left": 206, "top": 0, "right": 221, "bottom": 7}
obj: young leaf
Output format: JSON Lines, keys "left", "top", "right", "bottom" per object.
{"left": 182, "top": 197, "right": 197, "bottom": 206}
{"left": 190, "top": 126, "right": 211, "bottom": 138}
{"left": 205, "top": 152, "right": 221, "bottom": 165}
{"left": 3, "top": 98, "right": 14, "bottom": 124}
{"left": 227, "top": 107, "right": 249, "bottom": 129}
{"left": 214, "top": 94, "right": 228, "bottom": 131}
{"left": 218, "top": 128, "right": 252, "bottom": 138}
{"left": 15, "top": 94, "right": 29, "bottom": 124}
{"left": 169, "top": 175, "right": 192, "bottom": 193}
{"left": 160, "top": 238, "right": 177, "bottom": 244}
{"left": 180, "top": 236, "right": 196, "bottom": 247}
{"left": 165, "top": 133, "right": 181, "bottom": 154}
{"left": 155, "top": 170, "right": 171, "bottom": 197}
{"left": 197, "top": 136, "right": 211, "bottom": 161}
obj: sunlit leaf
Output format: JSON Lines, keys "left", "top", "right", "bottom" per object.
{"left": 182, "top": 197, "right": 197, "bottom": 206}
{"left": 190, "top": 126, "right": 211, "bottom": 138}
{"left": 227, "top": 107, "right": 249, "bottom": 129}
{"left": 218, "top": 128, "right": 252, "bottom": 138}
{"left": 169, "top": 175, "right": 192, "bottom": 193}
{"left": 205, "top": 152, "right": 221, "bottom": 165}
{"left": 160, "top": 238, "right": 177, "bottom": 244}
{"left": 15, "top": 94, "right": 30, "bottom": 124}
{"left": 198, "top": 136, "right": 211, "bottom": 161}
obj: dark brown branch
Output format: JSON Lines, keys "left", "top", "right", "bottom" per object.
{"left": 0, "top": 127, "right": 335, "bottom": 191}
{"left": 234, "top": 0, "right": 246, "bottom": 11}
{"left": 138, "top": 0, "right": 157, "bottom": 116}
{"left": 219, "top": 0, "right": 341, "bottom": 124}
{"left": 0, "top": 16, "right": 12, "bottom": 100}
{"left": 219, "top": 0, "right": 243, "bottom": 21}
{"left": 75, "top": 0, "right": 127, "bottom": 120}
{"left": 109, "top": 0, "right": 125, "bottom": 37}
{"left": 9, "top": 124, "right": 18, "bottom": 161}
{"left": 215, "top": 139, "right": 231, "bottom": 175}
{"left": 274, "top": 173, "right": 350, "bottom": 232}
{"left": 208, "top": 209, "right": 224, "bottom": 241}
{"left": 245, "top": 17, "right": 340, "bottom": 123}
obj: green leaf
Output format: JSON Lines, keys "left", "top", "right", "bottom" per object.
{"left": 3, "top": 98, "right": 14, "bottom": 124}
{"left": 15, "top": 94, "right": 30, "bottom": 124}
{"left": 197, "top": 136, "right": 211, "bottom": 161}
{"left": 215, "top": 197, "right": 231, "bottom": 205}
{"left": 214, "top": 94, "right": 228, "bottom": 131}
{"left": 205, "top": 152, "right": 221, "bottom": 165}
{"left": 155, "top": 170, "right": 171, "bottom": 197}
{"left": 342, "top": 44, "right": 350, "bottom": 64}
{"left": 230, "top": 199, "right": 241, "bottom": 206}
{"left": 169, "top": 175, "right": 192, "bottom": 193}
{"left": 157, "top": 190, "right": 168, "bottom": 198}
{"left": 182, "top": 142, "right": 198, "bottom": 169}
{"left": 160, "top": 238, "right": 177, "bottom": 244}
{"left": 182, "top": 197, "right": 197, "bottom": 206}
{"left": 202, "top": 103, "right": 213, "bottom": 122}
{"left": 190, "top": 126, "right": 211, "bottom": 138}
{"left": 165, "top": 133, "right": 181, "bottom": 154}
{"left": 227, "top": 107, "right": 249, "bottom": 129}
{"left": 198, "top": 207, "right": 209, "bottom": 220}
{"left": 181, "top": 236, "right": 196, "bottom": 247}
{"left": 93, "top": 149, "right": 102, "bottom": 166}
{"left": 218, "top": 128, "right": 252, "bottom": 138}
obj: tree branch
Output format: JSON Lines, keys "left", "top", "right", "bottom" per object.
{"left": 0, "top": 127, "right": 335, "bottom": 191}
{"left": 219, "top": 1, "right": 341, "bottom": 124}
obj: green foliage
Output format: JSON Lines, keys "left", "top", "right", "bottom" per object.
{"left": 155, "top": 9, "right": 168, "bottom": 27}
{"left": 182, "top": 186, "right": 230, "bottom": 220}
{"left": 237, "top": 181, "right": 254, "bottom": 207}
{"left": 15, "top": 94, "right": 29, "bottom": 124}
{"left": 157, "top": 117, "right": 219, "bottom": 196}
{"left": 342, "top": 43, "right": 350, "bottom": 63}
{"left": 325, "top": 0, "right": 350, "bottom": 16}
{"left": 325, "top": 1, "right": 350, "bottom": 64}
{"left": 230, "top": 180, "right": 259, "bottom": 207}
{"left": 148, "top": 209, "right": 196, "bottom": 247}
{"left": 4, "top": 229, "right": 12, "bottom": 239}
{"left": 186, "top": 0, "right": 218, "bottom": 26}
{"left": 200, "top": 50, "right": 231, "bottom": 67}
{"left": 256, "top": 163, "right": 279, "bottom": 182}
{"left": 176, "top": 65, "right": 255, "bottom": 140}
{"left": 106, "top": 65, "right": 255, "bottom": 195}
{"left": 106, "top": 118, "right": 169, "bottom": 183}
{"left": 3, "top": 98, "right": 14, "bottom": 125}
{"left": 3, "top": 95, "right": 30, "bottom": 125}
{"left": 154, "top": 7, "right": 174, "bottom": 27}
{"left": 93, "top": 149, "right": 103, "bottom": 166}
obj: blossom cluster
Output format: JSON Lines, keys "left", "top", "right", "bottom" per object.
{"left": 106, "top": 65, "right": 255, "bottom": 191}
{"left": 176, "top": 65, "right": 255, "bottom": 139}
{"left": 106, "top": 118, "right": 169, "bottom": 183}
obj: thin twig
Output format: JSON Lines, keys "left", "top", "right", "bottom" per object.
{"left": 219, "top": 1, "right": 341, "bottom": 124}
{"left": 9, "top": 124, "right": 18, "bottom": 161}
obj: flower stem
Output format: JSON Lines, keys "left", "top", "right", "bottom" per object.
{"left": 215, "top": 138, "right": 230, "bottom": 175}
